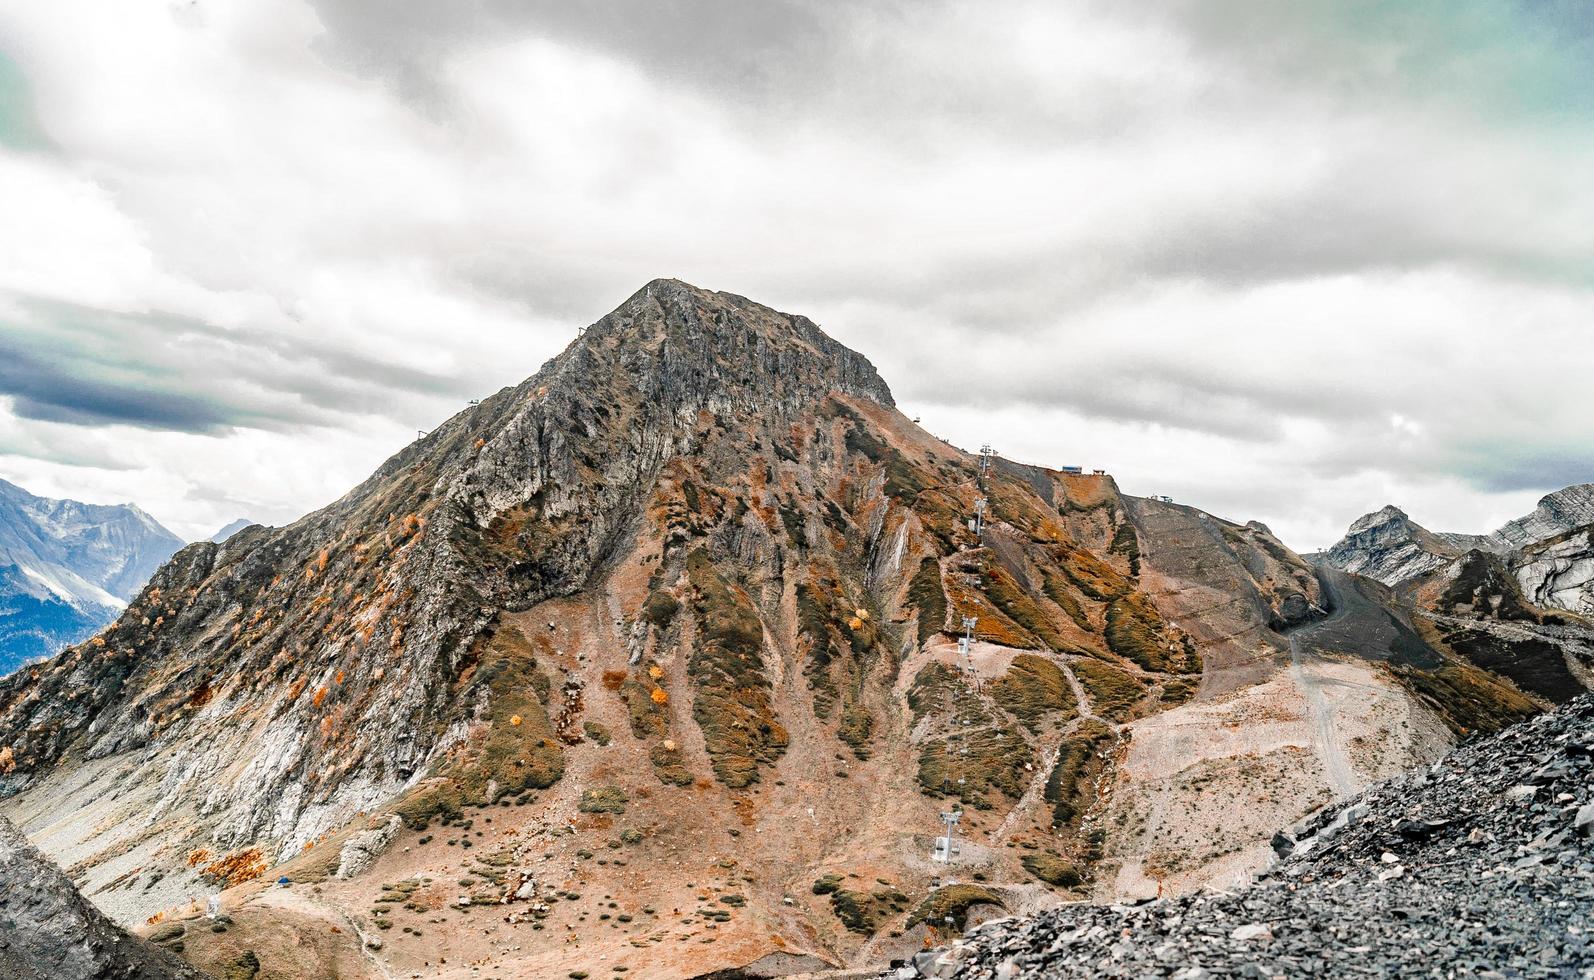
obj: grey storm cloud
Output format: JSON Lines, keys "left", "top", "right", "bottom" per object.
{"left": 305, "top": 0, "right": 853, "bottom": 115}
{"left": 0, "top": 295, "right": 476, "bottom": 433}
{"left": 3, "top": 0, "right": 1594, "bottom": 545}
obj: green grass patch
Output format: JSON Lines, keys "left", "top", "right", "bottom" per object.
{"left": 909, "top": 557, "right": 948, "bottom": 646}
{"left": 686, "top": 549, "right": 788, "bottom": 787}
{"left": 982, "top": 565, "right": 1070, "bottom": 651}
{"left": 1106, "top": 593, "right": 1200, "bottom": 674}
{"left": 906, "top": 884, "right": 1005, "bottom": 931}
{"left": 989, "top": 654, "right": 1078, "bottom": 731}
{"left": 1042, "top": 718, "right": 1115, "bottom": 827}
{"left": 577, "top": 785, "right": 629, "bottom": 814}
{"left": 1022, "top": 851, "right": 1082, "bottom": 887}
{"left": 642, "top": 590, "right": 680, "bottom": 629}
{"left": 1070, "top": 658, "right": 1147, "bottom": 722}
{"left": 830, "top": 886, "right": 911, "bottom": 934}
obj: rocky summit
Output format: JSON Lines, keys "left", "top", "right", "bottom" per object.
{"left": 0, "top": 281, "right": 1589, "bottom": 978}
{"left": 889, "top": 694, "right": 1594, "bottom": 979}
{"left": 1320, "top": 486, "right": 1594, "bottom": 592}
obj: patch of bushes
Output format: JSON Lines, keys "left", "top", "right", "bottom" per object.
{"left": 907, "top": 884, "right": 1005, "bottom": 931}
{"left": 796, "top": 572, "right": 877, "bottom": 757}
{"left": 844, "top": 423, "right": 927, "bottom": 500}
{"left": 1106, "top": 593, "right": 1199, "bottom": 674}
{"left": 812, "top": 873, "right": 843, "bottom": 895}
{"left": 914, "top": 671, "right": 1033, "bottom": 809}
{"left": 1159, "top": 677, "right": 1199, "bottom": 706}
{"left": 989, "top": 654, "right": 1078, "bottom": 731}
{"left": 1043, "top": 719, "right": 1115, "bottom": 827}
{"left": 1040, "top": 567, "right": 1093, "bottom": 633}
{"left": 1070, "top": 657, "right": 1146, "bottom": 721}
{"left": 221, "top": 951, "right": 261, "bottom": 980}
{"left": 909, "top": 558, "right": 948, "bottom": 646}
{"left": 982, "top": 565, "right": 1070, "bottom": 651}
{"left": 621, "top": 669, "right": 669, "bottom": 741}
{"left": 649, "top": 742, "right": 693, "bottom": 786}
{"left": 642, "top": 590, "right": 680, "bottom": 629}
{"left": 830, "top": 886, "right": 911, "bottom": 934}
{"left": 1393, "top": 661, "right": 1539, "bottom": 736}
{"left": 577, "top": 785, "right": 629, "bottom": 814}
{"left": 945, "top": 571, "right": 1040, "bottom": 649}
{"left": 1022, "top": 851, "right": 1082, "bottom": 887}
{"left": 582, "top": 721, "right": 611, "bottom": 746}
{"left": 1108, "top": 518, "right": 1141, "bottom": 577}
{"left": 1057, "top": 546, "right": 1130, "bottom": 603}
{"left": 685, "top": 550, "right": 788, "bottom": 787}
{"left": 907, "top": 661, "right": 959, "bottom": 723}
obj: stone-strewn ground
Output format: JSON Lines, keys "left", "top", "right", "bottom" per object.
{"left": 891, "top": 695, "right": 1594, "bottom": 978}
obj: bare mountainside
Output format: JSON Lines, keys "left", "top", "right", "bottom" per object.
{"left": 0, "top": 281, "right": 1572, "bottom": 978}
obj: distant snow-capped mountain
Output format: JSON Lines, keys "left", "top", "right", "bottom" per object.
{"left": 209, "top": 518, "right": 254, "bottom": 543}
{"left": 0, "top": 479, "right": 183, "bottom": 674}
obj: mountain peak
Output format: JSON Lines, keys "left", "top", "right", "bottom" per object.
{"left": 1347, "top": 504, "right": 1410, "bottom": 534}
{"left": 571, "top": 279, "right": 895, "bottom": 410}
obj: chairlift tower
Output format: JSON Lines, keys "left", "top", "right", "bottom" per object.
{"left": 932, "top": 809, "right": 963, "bottom": 863}
{"left": 972, "top": 497, "right": 987, "bottom": 539}
{"left": 978, "top": 444, "right": 994, "bottom": 486}
{"left": 957, "top": 615, "right": 977, "bottom": 660}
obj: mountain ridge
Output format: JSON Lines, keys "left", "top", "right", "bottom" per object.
{"left": 0, "top": 280, "right": 1575, "bottom": 978}
{"left": 1318, "top": 483, "right": 1594, "bottom": 589}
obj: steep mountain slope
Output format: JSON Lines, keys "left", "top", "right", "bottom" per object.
{"left": 1513, "top": 523, "right": 1594, "bottom": 616}
{"left": 0, "top": 281, "right": 1543, "bottom": 977}
{"left": 1407, "top": 549, "right": 1594, "bottom": 707}
{"left": 0, "top": 479, "right": 184, "bottom": 675}
{"left": 1489, "top": 483, "right": 1594, "bottom": 551}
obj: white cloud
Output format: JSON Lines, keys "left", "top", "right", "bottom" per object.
{"left": 0, "top": 0, "right": 1590, "bottom": 550}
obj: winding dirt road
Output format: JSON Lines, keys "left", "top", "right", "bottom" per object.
{"left": 1284, "top": 573, "right": 1358, "bottom": 798}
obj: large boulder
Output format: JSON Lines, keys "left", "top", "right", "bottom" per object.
{"left": 0, "top": 816, "right": 203, "bottom": 980}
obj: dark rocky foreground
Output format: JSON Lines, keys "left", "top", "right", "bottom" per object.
{"left": 892, "top": 695, "right": 1594, "bottom": 979}
{"left": 0, "top": 817, "right": 202, "bottom": 980}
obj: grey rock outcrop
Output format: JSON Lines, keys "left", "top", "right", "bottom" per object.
{"left": 1513, "top": 525, "right": 1594, "bottom": 615}
{"left": 1487, "top": 483, "right": 1594, "bottom": 552}
{"left": 1320, "top": 484, "right": 1594, "bottom": 588}
{"left": 0, "top": 816, "right": 203, "bottom": 980}
{"left": 334, "top": 814, "right": 401, "bottom": 879}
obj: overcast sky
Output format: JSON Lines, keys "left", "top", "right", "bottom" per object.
{"left": 1, "top": 1, "right": 1592, "bottom": 549}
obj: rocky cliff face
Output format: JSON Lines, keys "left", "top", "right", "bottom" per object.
{"left": 0, "top": 479, "right": 184, "bottom": 675}
{"left": 1488, "top": 483, "right": 1594, "bottom": 552}
{"left": 1320, "top": 485, "right": 1594, "bottom": 588}
{"left": 1513, "top": 525, "right": 1594, "bottom": 616}
{"left": 0, "top": 815, "right": 204, "bottom": 980}
{"left": 1313, "top": 504, "right": 1485, "bottom": 587}
{"left": 0, "top": 281, "right": 1544, "bottom": 977}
